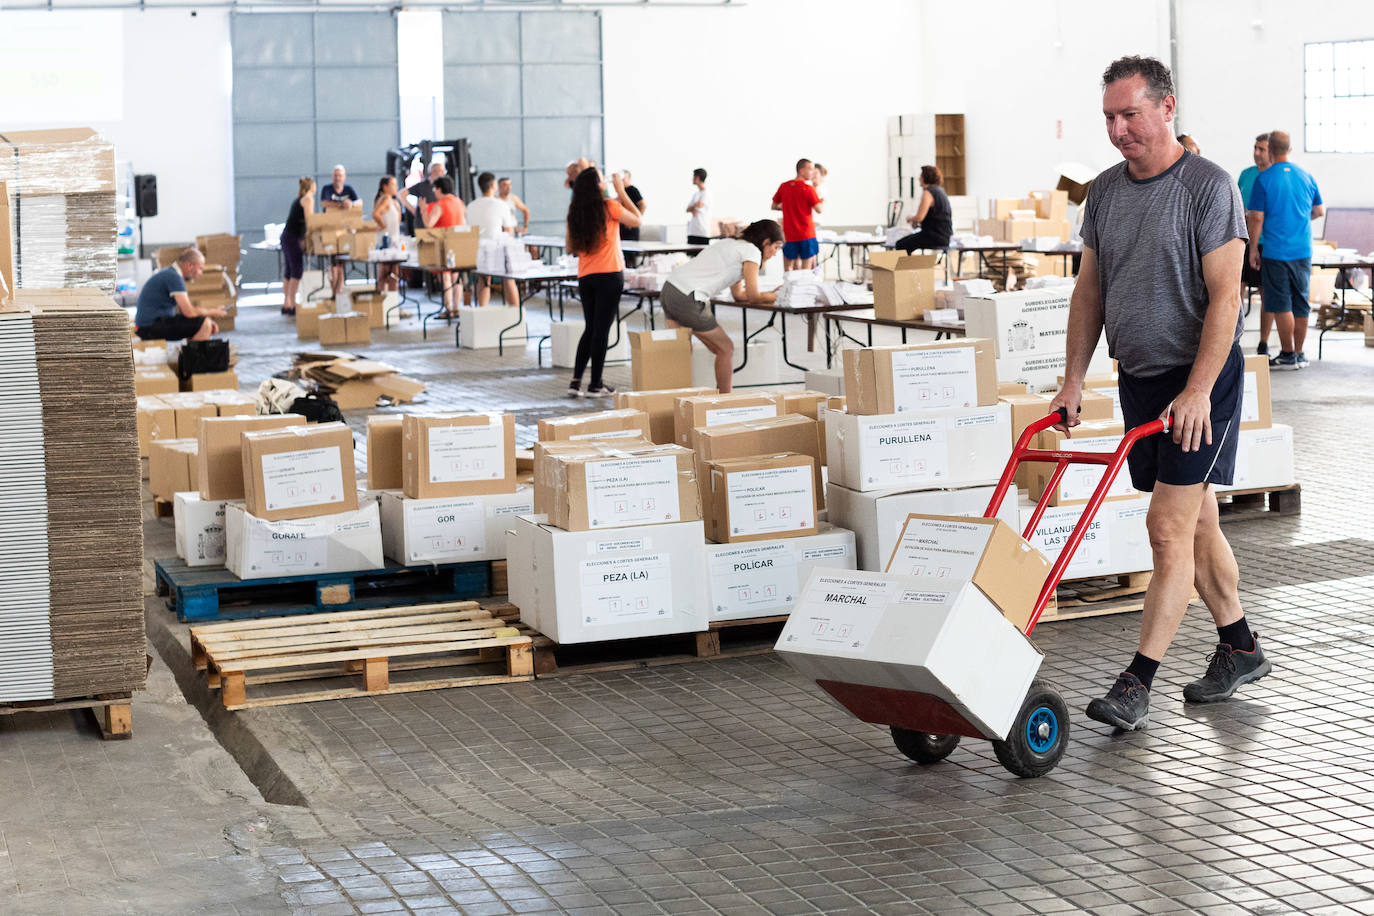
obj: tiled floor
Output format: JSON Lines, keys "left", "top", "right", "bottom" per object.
{"left": 7, "top": 287, "right": 1374, "bottom": 915}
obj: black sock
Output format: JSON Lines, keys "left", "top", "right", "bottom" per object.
{"left": 1125, "top": 652, "right": 1160, "bottom": 691}
{"left": 1217, "top": 617, "right": 1254, "bottom": 652}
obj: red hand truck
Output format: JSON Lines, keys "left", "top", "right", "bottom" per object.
{"left": 887, "top": 408, "right": 1170, "bottom": 777}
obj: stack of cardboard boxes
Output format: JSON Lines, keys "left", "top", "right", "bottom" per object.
{"left": 962, "top": 285, "right": 1113, "bottom": 392}
{"left": 976, "top": 191, "right": 1073, "bottom": 249}
{"left": 195, "top": 234, "right": 242, "bottom": 330}
{"left": 304, "top": 209, "right": 369, "bottom": 258}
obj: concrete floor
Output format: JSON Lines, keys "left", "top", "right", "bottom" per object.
{"left": 4, "top": 287, "right": 1374, "bottom": 915}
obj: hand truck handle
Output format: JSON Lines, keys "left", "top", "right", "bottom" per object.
{"left": 983, "top": 409, "right": 1172, "bottom": 635}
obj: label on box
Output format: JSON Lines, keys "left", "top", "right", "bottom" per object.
{"left": 705, "top": 404, "right": 776, "bottom": 426}
{"left": 709, "top": 542, "right": 799, "bottom": 616}
{"left": 490, "top": 498, "right": 533, "bottom": 518}
{"left": 886, "top": 518, "right": 993, "bottom": 580}
{"left": 593, "top": 536, "right": 648, "bottom": 554}
{"left": 585, "top": 455, "right": 681, "bottom": 529}
{"left": 650, "top": 329, "right": 680, "bottom": 341}
{"left": 192, "top": 525, "right": 226, "bottom": 563}
{"left": 580, "top": 553, "right": 673, "bottom": 625}
{"left": 1051, "top": 435, "right": 1135, "bottom": 502}
{"left": 858, "top": 417, "right": 947, "bottom": 487}
{"left": 405, "top": 498, "right": 485, "bottom": 561}
{"left": 1241, "top": 371, "right": 1260, "bottom": 423}
{"left": 725, "top": 465, "right": 816, "bottom": 537}
{"left": 781, "top": 574, "right": 893, "bottom": 653}
{"left": 900, "top": 589, "right": 954, "bottom": 604}
{"left": 1026, "top": 509, "right": 1107, "bottom": 573}
{"left": 261, "top": 447, "right": 346, "bottom": 511}
{"left": 245, "top": 525, "right": 328, "bottom": 574}
{"left": 802, "top": 543, "right": 850, "bottom": 561}
{"left": 889, "top": 347, "right": 979, "bottom": 412}
{"left": 569, "top": 428, "right": 642, "bottom": 441}
{"left": 427, "top": 423, "right": 505, "bottom": 483}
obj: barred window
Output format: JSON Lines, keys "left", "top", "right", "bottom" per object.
{"left": 1305, "top": 39, "right": 1374, "bottom": 153}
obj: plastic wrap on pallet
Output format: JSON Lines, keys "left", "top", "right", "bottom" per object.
{"left": 0, "top": 128, "right": 118, "bottom": 294}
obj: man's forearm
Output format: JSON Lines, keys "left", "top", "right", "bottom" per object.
{"left": 1185, "top": 298, "right": 1240, "bottom": 396}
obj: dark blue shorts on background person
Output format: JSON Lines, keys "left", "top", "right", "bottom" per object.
{"left": 1260, "top": 257, "right": 1311, "bottom": 318}
{"left": 282, "top": 232, "right": 304, "bottom": 280}
{"left": 135, "top": 313, "right": 206, "bottom": 341}
{"left": 1117, "top": 343, "right": 1244, "bottom": 491}
{"left": 782, "top": 237, "right": 819, "bottom": 261}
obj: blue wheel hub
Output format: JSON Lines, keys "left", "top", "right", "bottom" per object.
{"left": 1026, "top": 706, "right": 1058, "bottom": 754}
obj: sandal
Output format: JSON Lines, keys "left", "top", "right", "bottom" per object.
{"left": 281, "top": 306, "right": 296, "bottom": 316}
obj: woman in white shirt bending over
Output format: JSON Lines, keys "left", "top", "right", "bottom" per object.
{"left": 660, "top": 219, "right": 784, "bottom": 392}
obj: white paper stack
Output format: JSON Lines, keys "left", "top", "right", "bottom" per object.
{"left": 777, "top": 270, "right": 821, "bottom": 309}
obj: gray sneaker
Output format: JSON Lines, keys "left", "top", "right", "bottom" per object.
{"left": 1269, "top": 352, "right": 1300, "bottom": 370}
{"left": 1183, "top": 637, "right": 1272, "bottom": 703}
{"left": 1085, "top": 672, "right": 1150, "bottom": 730}
{"left": 1295, "top": 351, "right": 1310, "bottom": 368}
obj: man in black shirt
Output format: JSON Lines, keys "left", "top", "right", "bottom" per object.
{"left": 319, "top": 165, "right": 358, "bottom": 295}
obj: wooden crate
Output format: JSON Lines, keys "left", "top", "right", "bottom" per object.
{"left": 190, "top": 602, "right": 533, "bottom": 710}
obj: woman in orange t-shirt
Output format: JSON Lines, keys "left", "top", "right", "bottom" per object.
{"left": 422, "top": 176, "right": 467, "bottom": 315}
{"left": 565, "top": 167, "right": 641, "bottom": 397}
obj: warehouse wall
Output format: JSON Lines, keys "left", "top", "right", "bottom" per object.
{"left": 1175, "top": 0, "right": 1373, "bottom": 208}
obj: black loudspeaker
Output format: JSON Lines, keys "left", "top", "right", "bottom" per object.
{"left": 134, "top": 174, "right": 158, "bottom": 218}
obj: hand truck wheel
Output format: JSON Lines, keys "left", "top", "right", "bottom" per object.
{"left": 992, "top": 679, "right": 1069, "bottom": 778}
{"left": 890, "top": 727, "right": 960, "bottom": 764}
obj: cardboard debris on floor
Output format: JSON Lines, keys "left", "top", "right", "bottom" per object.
{"left": 291, "top": 352, "right": 425, "bottom": 408}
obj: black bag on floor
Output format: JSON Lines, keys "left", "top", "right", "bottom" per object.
{"left": 288, "top": 392, "right": 344, "bottom": 424}
{"left": 176, "top": 339, "right": 230, "bottom": 381}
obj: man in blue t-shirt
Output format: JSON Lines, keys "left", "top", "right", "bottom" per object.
{"left": 320, "top": 164, "right": 359, "bottom": 296}
{"left": 133, "top": 247, "right": 225, "bottom": 341}
{"left": 1246, "top": 130, "right": 1324, "bottom": 369}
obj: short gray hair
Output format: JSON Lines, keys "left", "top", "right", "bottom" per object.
{"left": 177, "top": 246, "right": 204, "bottom": 266}
{"left": 1101, "top": 55, "right": 1174, "bottom": 103}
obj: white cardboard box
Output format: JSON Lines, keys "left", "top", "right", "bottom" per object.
{"left": 380, "top": 488, "right": 533, "bottom": 565}
{"left": 775, "top": 568, "right": 1043, "bottom": 740}
{"left": 804, "top": 367, "right": 845, "bottom": 396}
{"left": 506, "top": 514, "right": 544, "bottom": 631}
{"left": 528, "top": 519, "right": 708, "bottom": 644}
{"left": 1018, "top": 491, "right": 1152, "bottom": 580}
{"left": 996, "top": 343, "right": 1111, "bottom": 393}
{"left": 705, "top": 526, "right": 856, "bottom": 621}
{"left": 963, "top": 288, "right": 1072, "bottom": 358}
{"left": 1216, "top": 424, "right": 1295, "bottom": 492}
{"left": 825, "top": 481, "right": 1019, "bottom": 572}
{"left": 551, "top": 320, "right": 630, "bottom": 368}
{"left": 224, "top": 501, "right": 384, "bottom": 580}
{"left": 692, "top": 336, "right": 802, "bottom": 388}
{"left": 458, "top": 305, "right": 527, "bottom": 350}
{"left": 174, "top": 491, "right": 228, "bottom": 567}
{"left": 823, "top": 402, "right": 1012, "bottom": 492}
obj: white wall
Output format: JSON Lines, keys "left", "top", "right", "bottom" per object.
{"left": 1176, "top": 0, "right": 1373, "bottom": 208}
{"left": 601, "top": 0, "right": 925, "bottom": 231}
{"left": 0, "top": 10, "right": 233, "bottom": 248}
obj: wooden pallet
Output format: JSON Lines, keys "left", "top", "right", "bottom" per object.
{"left": 190, "top": 602, "right": 534, "bottom": 710}
{"left": 155, "top": 556, "right": 495, "bottom": 623}
{"left": 0, "top": 694, "right": 133, "bottom": 739}
{"left": 1217, "top": 483, "right": 1301, "bottom": 521}
{"left": 523, "top": 614, "right": 787, "bottom": 678}
{"left": 1041, "top": 572, "right": 1203, "bottom": 623}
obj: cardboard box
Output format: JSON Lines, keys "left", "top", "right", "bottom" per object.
{"left": 803, "top": 367, "right": 845, "bottom": 396}
{"left": 458, "top": 305, "right": 526, "bottom": 350}
{"left": 674, "top": 392, "right": 781, "bottom": 447}
{"left": 351, "top": 230, "right": 377, "bottom": 260}
{"left": 1029, "top": 421, "right": 1138, "bottom": 506}
{"left": 1019, "top": 492, "right": 1151, "bottom": 581}
{"left": 630, "top": 328, "right": 693, "bottom": 390}
{"left": 998, "top": 381, "right": 1029, "bottom": 396}
{"left": 774, "top": 568, "right": 1043, "bottom": 740}
{"left": 155, "top": 245, "right": 188, "bottom": 269}
{"left": 825, "top": 480, "right": 1019, "bottom": 572}
{"left": 1057, "top": 171, "right": 1092, "bottom": 205}
{"left": 615, "top": 387, "right": 715, "bottom": 445}
{"left": 1241, "top": 354, "right": 1272, "bottom": 431}
{"left": 241, "top": 422, "right": 359, "bottom": 522}
{"left": 999, "top": 344, "right": 1112, "bottom": 393}
{"left": 524, "top": 518, "right": 709, "bottom": 644}
{"left": 869, "top": 251, "right": 937, "bottom": 321}
{"left": 135, "top": 366, "right": 179, "bottom": 397}
{"left": 843, "top": 340, "right": 997, "bottom": 415}
{"left": 1028, "top": 189, "right": 1069, "bottom": 222}
{"left": 225, "top": 501, "right": 384, "bottom": 580}
{"left": 318, "top": 311, "right": 370, "bottom": 347}
{"left": 150, "top": 438, "right": 198, "bottom": 502}
{"left": 885, "top": 514, "right": 1050, "bottom": 633}
{"left": 402, "top": 412, "right": 516, "bottom": 500}
{"left": 506, "top": 514, "right": 542, "bottom": 630}
{"left": 297, "top": 301, "right": 322, "bottom": 340}
{"left": 197, "top": 414, "right": 305, "bottom": 501}
{"left": 351, "top": 288, "right": 387, "bottom": 328}
{"left": 545, "top": 444, "right": 699, "bottom": 532}
{"left": 705, "top": 454, "right": 817, "bottom": 544}
{"left": 182, "top": 370, "right": 239, "bottom": 392}
{"left": 690, "top": 414, "right": 824, "bottom": 510}
{"left": 531, "top": 438, "right": 653, "bottom": 515}
{"left": 174, "top": 492, "right": 228, "bottom": 568}
{"left": 136, "top": 396, "right": 176, "bottom": 458}
{"left": 202, "top": 389, "right": 258, "bottom": 418}
{"left": 824, "top": 402, "right": 1012, "bottom": 492}
{"left": 380, "top": 488, "right": 534, "bottom": 565}
{"left": 196, "top": 233, "right": 242, "bottom": 267}
{"left": 161, "top": 394, "right": 216, "bottom": 439}
{"left": 537, "top": 408, "right": 652, "bottom": 443}
{"left": 705, "top": 526, "right": 857, "bottom": 621}
{"left": 415, "top": 227, "right": 479, "bottom": 269}
{"left": 1216, "top": 424, "right": 1294, "bottom": 492}
{"left": 963, "top": 289, "right": 1073, "bottom": 359}
{"left": 366, "top": 415, "right": 404, "bottom": 490}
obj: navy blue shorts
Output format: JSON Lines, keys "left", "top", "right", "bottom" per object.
{"left": 1117, "top": 343, "right": 1244, "bottom": 491}
{"left": 1260, "top": 257, "right": 1311, "bottom": 318}
{"left": 783, "top": 237, "right": 819, "bottom": 261}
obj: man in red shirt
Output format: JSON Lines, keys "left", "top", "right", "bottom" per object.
{"left": 771, "top": 159, "right": 825, "bottom": 269}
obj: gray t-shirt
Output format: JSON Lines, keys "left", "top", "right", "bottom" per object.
{"left": 1081, "top": 151, "right": 1246, "bottom": 377}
